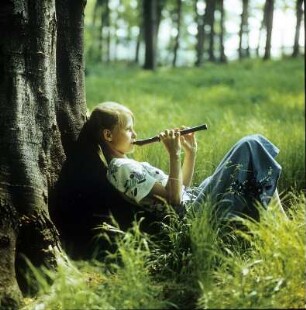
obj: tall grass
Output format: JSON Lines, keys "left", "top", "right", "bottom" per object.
{"left": 195, "top": 195, "right": 306, "bottom": 309}
{"left": 23, "top": 58, "right": 305, "bottom": 309}
{"left": 23, "top": 195, "right": 305, "bottom": 309}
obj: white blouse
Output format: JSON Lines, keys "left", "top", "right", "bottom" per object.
{"left": 106, "top": 157, "right": 195, "bottom": 208}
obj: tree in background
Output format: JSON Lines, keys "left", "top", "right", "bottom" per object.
{"left": 172, "top": 0, "right": 183, "bottom": 67}
{"left": 92, "top": 0, "right": 110, "bottom": 62}
{"left": 238, "top": 0, "right": 250, "bottom": 59}
{"left": 195, "top": 0, "right": 205, "bottom": 67}
{"left": 135, "top": 0, "right": 144, "bottom": 63}
{"left": 143, "top": 0, "right": 158, "bottom": 70}
{"left": 218, "top": 0, "right": 227, "bottom": 63}
{"left": 84, "top": 0, "right": 304, "bottom": 68}
{"left": 263, "top": 0, "right": 274, "bottom": 60}
{"left": 206, "top": 0, "right": 216, "bottom": 62}
{"left": 292, "top": 0, "right": 304, "bottom": 57}
{"left": 194, "top": 0, "right": 216, "bottom": 66}
{"left": 195, "top": 0, "right": 228, "bottom": 66}
{"left": 0, "top": 0, "right": 87, "bottom": 307}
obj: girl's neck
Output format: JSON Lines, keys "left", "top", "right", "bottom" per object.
{"left": 100, "top": 143, "right": 126, "bottom": 163}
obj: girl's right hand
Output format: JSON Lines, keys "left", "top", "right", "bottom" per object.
{"left": 159, "top": 129, "right": 181, "bottom": 157}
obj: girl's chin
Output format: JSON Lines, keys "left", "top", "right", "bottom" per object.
{"left": 126, "top": 146, "right": 135, "bottom": 154}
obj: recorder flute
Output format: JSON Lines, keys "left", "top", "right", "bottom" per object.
{"left": 133, "top": 124, "right": 208, "bottom": 146}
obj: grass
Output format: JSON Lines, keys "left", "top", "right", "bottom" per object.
{"left": 22, "top": 196, "right": 305, "bottom": 309}
{"left": 23, "top": 58, "right": 305, "bottom": 309}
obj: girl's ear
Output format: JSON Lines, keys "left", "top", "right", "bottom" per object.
{"left": 102, "top": 129, "right": 113, "bottom": 142}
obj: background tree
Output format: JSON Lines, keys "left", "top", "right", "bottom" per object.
{"left": 94, "top": 0, "right": 110, "bottom": 62}
{"left": 101, "top": 0, "right": 111, "bottom": 62}
{"left": 218, "top": 0, "right": 227, "bottom": 63}
{"left": 83, "top": 0, "right": 304, "bottom": 67}
{"left": 238, "top": 0, "right": 250, "bottom": 59}
{"left": 156, "top": 0, "right": 167, "bottom": 34}
{"left": 135, "top": 0, "right": 144, "bottom": 63}
{"left": 0, "top": 0, "right": 87, "bottom": 307}
{"left": 207, "top": 0, "right": 216, "bottom": 62}
{"left": 195, "top": 0, "right": 205, "bottom": 67}
{"left": 143, "top": 0, "right": 158, "bottom": 70}
{"left": 263, "top": 0, "right": 274, "bottom": 60}
{"left": 292, "top": 0, "right": 304, "bottom": 57}
{"left": 172, "top": 0, "right": 183, "bottom": 67}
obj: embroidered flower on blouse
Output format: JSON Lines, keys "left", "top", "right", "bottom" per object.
{"left": 109, "top": 164, "right": 119, "bottom": 182}
{"left": 124, "top": 171, "right": 147, "bottom": 197}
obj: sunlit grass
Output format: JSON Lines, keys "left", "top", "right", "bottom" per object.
{"left": 195, "top": 195, "right": 306, "bottom": 309}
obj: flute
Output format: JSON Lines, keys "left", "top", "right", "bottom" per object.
{"left": 133, "top": 124, "right": 208, "bottom": 146}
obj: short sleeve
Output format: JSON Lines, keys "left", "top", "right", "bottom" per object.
{"left": 107, "top": 159, "right": 157, "bottom": 204}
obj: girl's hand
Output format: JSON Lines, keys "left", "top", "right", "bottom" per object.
{"left": 159, "top": 129, "right": 181, "bottom": 157}
{"left": 180, "top": 126, "right": 198, "bottom": 155}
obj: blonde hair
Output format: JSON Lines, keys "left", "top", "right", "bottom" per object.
{"left": 78, "top": 102, "right": 133, "bottom": 148}
{"left": 91, "top": 101, "right": 133, "bottom": 132}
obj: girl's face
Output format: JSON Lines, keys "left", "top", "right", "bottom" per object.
{"left": 110, "top": 113, "right": 137, "bottom": 155}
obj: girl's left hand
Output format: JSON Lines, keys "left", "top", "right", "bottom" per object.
{"left": 179, "top": 126, "right": 198, "bottom": 155}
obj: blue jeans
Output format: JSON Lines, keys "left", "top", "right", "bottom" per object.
{"left": 192, "top": 134, "right": 282, "bottom": 220}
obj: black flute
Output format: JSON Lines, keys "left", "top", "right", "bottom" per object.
{"left": 133, "top": 124, "right": 208, "bottom": 146}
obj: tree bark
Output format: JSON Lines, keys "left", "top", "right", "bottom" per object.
{"left": 292, "top": 0, "right": 304, "bottom": 57}
{"left": 56, "top": 0, "right": 87, "bottom": 157}
{"left": 0, "top": 0, "right": 87, "bottom": 306}
{"left": 143, "top": 0, "right": 157, "bottom": 70}
{"left": 263, "top": 0, "right": 274, "bottom": 60}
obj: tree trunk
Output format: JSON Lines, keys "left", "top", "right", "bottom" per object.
{"left": 172, "top": 0, "right": 182, "bottom": 67}
{"left": 95, "top": 0, "right": 110, "bottom": 63}
{"left": 135, "top": 27, "right": 143, "bottom": 64}
{"left": 219, "top": 0, "right": 227, "bottom": 63}
{"left": 256, "top": 1, "right": 268, "bottom": 57}
{"left": 263, "top": 0, "right": 274, "bottom": 60}
{"left": 135, "top": 0, "right": 144, "bottom": 64}
{"left": 0, "top": 0, "right": 87, "bottom": 306}
{"left": 292, "top": 0, "right": 304, "bottom": 57}
{"left": 56, "top": 0, "right": 87, "bottom": 157}
{"left": 156, "top": 0, "right": 166, "bottom": 35}
{"left": 88, "top": 0, "right": 102, "bottom": 63}
{"left": 195, "top": 0, "right": 205, "bottom": 67}
{"left": 102, "top": 0, "right": 111, "bottom": 63}
{"left": 238, "top": 0, "right": 250, "bottom": 59}
{"left": 207, "top": 0, "right": 216, "bottom": 62}
{"left": 143, "top": 0, "right": 157, "bottom": 70}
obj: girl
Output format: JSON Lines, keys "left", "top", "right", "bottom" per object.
{"left": 87, "top": 101, "right": 285, "bottom": 221}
